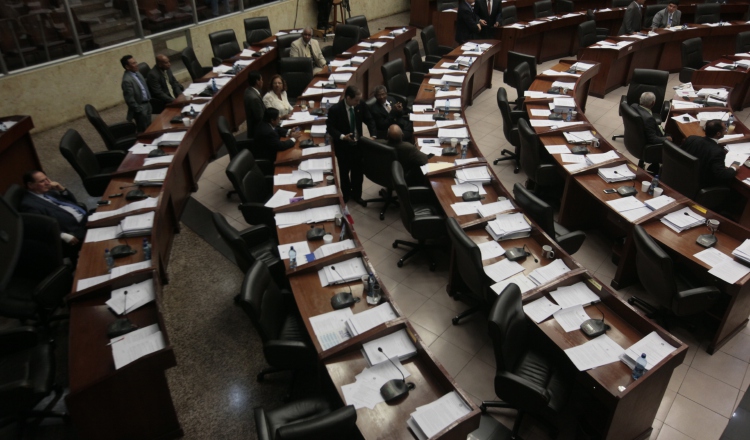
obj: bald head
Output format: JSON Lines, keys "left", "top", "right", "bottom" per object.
{"left": 156, "top": 54, "right": 171, "bottom": 70}
{"left": 387, "top": 125, "right": 403, "bottom": 142}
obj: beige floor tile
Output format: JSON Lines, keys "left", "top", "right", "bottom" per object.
{"left": 650, "top": 419, "right": 663, "bottom": 440}
{"left": 678, "top": 368, "right": 738, "bottom": 418}
{"left": 410, "top": 299, "right": 457, "bottom": 336}
{"left": 427, "top": 337, "right": 473, "bottom": 377}
{"left": 668, "top": 327, "right": 703, "bottom": 366}
{"left": 667, "top": 363, "right": 689, "bottom": 393}
{"left": 192, "top": 179, "right": 221, "bottom": 199}
{"left": 410, "top": 321, "right": 439, "bottom": 346}
{"left": 454, "top": 356, "right": 497, "bottom": 401}
{"left": 664, "top": 395, "right": 728, "bottom": 440}
{"left": 387, "top": 283, "right": 428, "bottom": 317}
{"left": 361, "top": 239, "right": 397, "bottom": 267}
{"left": 375, "top": 272, "right": 398, "bottom": 293}
{"left": 656, "top": 389, "right": 677, "bottom": 422}
{"left": 657, "top": 424, "right": 694, "bottom": 440}
{"left": 373, "top": 254, "right": 418, "bottom": 284}
{"left": 720, "top": 332, "right": 750, "bottom": 363}
{"left": 736, "top": 390, "right": 745, "bottom": 412}
{"left": 691, "top": 346, "right": 749, "bottom": 389}
{"left": 399, "top": 269, "right": 448, "bottom": 298}
{"left": 439, "top": 316, "right": 489, "bottom": 356}
{"left": 349, "top": 211, "right": 389, "bottom": 240}
{"left": 742, "top": 364, "right": 750, "bottom": 392}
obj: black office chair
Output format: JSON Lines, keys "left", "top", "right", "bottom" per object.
{"left": 255, "top": 397, "right": 358, "bottom": 440}
{"left": 381, "top": 58, "right": 417, "bottom": 108}
{"left": 226, "top": 149, "right": 276, "bottom": 229}
{"left": 736, "top": 31, "right": 750, "bottom": 53}
{"left": 628, "top": 225, "right": 720, "bottom": 327}
{"left": 643, "top": 4, "right": 662, "bottom": 28}
{"left": 218, "top": 115, "right": 249, "bottom": 161}
{"left": 0, "top": 197, "right": 22, "bottom": 292}
{"left": 513, "top": 183, "right": 586, "bottom": 255}
{"left": 360, "top": 138, "right": 399, "bottom": 220}
{"left": 612, "top": 0, "right": 630, "bottom": 7}
{"left": 511, "top": 61, "right": 533, "bottom": 109}
{"left": 236, "top": 261, "right": 317, "bottom": 391}
{"left": 420, "top": 24, "right": 453, "bottom": 64}
{"left": 504, "top": 51, "right": 537, "bottom": 91}
{"left": 345, "top": 15, "right": 370, "bottom": 39}
{"left": 556, "top": 0, "right": 574, "bottom": 13}
{"left": 403, "top": 39, "right": 431, "bottom": 87}
{"left": 493, "top": 87, "right": 525, "bottom": 173}
{"left": 680, "top": 38, "right": 708, "bottom": 84}
{"left": 445, "top": 217, "right": 495, "bottom": 325}
{"left": 533, "top": 0, "right": 554, "bottom": 18}
{"left": 577, "top": 20, "right": 606, "bottom": 50}
{"left": 322, "top": 24, "right": 360, "bottom": 62}
{"left": 502, "top": 6, "right": 518, "bottom": 26}
{"left": 437, "top": 0, "right": 459, "bottom": 11}
{"left": 660, "top": 140, "right": 730, "bottom": 211}
{"left": 84, "top": 104, "right": 137, "bottom": 152}
{"left": 280, "top": 57, "right": 314, "bottom": 104}
{"left": 209, "top": 29, "right": 241, "bottom": 65}
{"left": 585, "top": 9, "right": 610, "bottom": 39}
{"left": 58, "top": 129, "right": 126, "bottom": 197}
{"left": 137, "top": 62, "right": 150, "bottom": 80}
{"left": 276, "top": 33, "right": 301, "bottom": 59}
{"left": 612, "top": 68, "right": 669, "bottom": 140}
{"left": 481, "top": 284, "right": 571, "bottom": 439}
{"left": 181, "top": 46, "right": 211, "bottom": 81}
{"left": 620, "top": 101, "right": 663, "bottom": 171}
{"left": 518, "top": 119, "right": 559, "bottom": 191}
{"left": 695, "top": 3, "right": 721, "bottom": 24}
{"left": 244, "top": 17, "right": 271, "bottom": 48}
{"left": 392, "top": 161, "right": 445, "bottom": 271}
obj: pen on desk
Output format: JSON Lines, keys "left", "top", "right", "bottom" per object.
{"left": 684, "top": 211, "right": 703, "bottom": 221}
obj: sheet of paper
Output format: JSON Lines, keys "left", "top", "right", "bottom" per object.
{"left": 76, "top": 274, "right": 111, "bottom": 292}
{"left": 553, "top": 305, "right": 591, "bottom": 332}
{"left": 523, "top": 297, "right": 561, "bottom": 323}
{"left": 645, "top": 195, "right": 676, "bottom": 211}
{"left": 560, "top": 153, "right": 587, "bottom": 164}
{"left": 84, "top": 226, "right": 119, "bottom": 243}
{"left": 420, "top": 146, "right": 443, "bottom": 156}
{"left": 303, "top": 185, "right": 337, "bottom": 200}
{"left": 277, "top": 241, "right": 312, "bottom": 260}
{"left": 110, "top": 260, "right": 152, "bottom": 278}
{"left": 451, "top": 183, "right": 487, "bottom": 197}
{"left": 484, "top": 259, "right": 525, "bottom": 283}
{"left": 264, "top": 189, "right": 296, "bottom": 208}
{"left": 549, "top": 282, "right": 600, "bottom": 309}
{"left": 362, "top": 329, "right": 417, "bottom": 365}
{"left": 105, "top": 279, "right": 156, "bottom": 315}
{"left": 450, "top": 201, "right": 483, "bottom": 216}
{"left": 490, "top": 273, "right": 537, "bottom": 295}
{"left": 708, "top": 260, "right": 750, "bottom": 284}
{"left": 564, "top": 334, "right": 625, "bottom": 371}
{"left": 411, "top": 392, "right": 471, "bottom": 439}
{"left": 545, "top": 144, "right": 572, "bottom": 154}
{"left": 309, "top": 308, "right": 354, "bottom": 350}
{"left": 111, "top": 324, "right": 165, "bottom": 369}
{"left": 531, "top": 109, "right": 552, "bottom": 117}
{"left": 606, "top": 197, "right": 646, "bottom": 213}
{"left": 478, "top": 240, "right": 505, "bottom": 260}
{"left": 347, "top": 302, "right": 398, "bottom": 335}
{"left": 694, "top": 248, "right": 733, "bottom": 268}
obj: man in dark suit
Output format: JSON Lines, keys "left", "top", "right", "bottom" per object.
{"left": 120, "top": 55, "right": 152, "bottom": 132}
{"left": 244, "top": 70, "right": 265, "bottom": 136}
{"left": 682, "top": 120, "right": 739, "bottom": 188}
{"left": 146, "top": 54, "right": 184, "bottom": 113}
{"left": 474, "top": 0, "right": 502, "bottom": 38}
{"left": 20, "top": 170, "right": 87, "bottom": 257}
{"left": 253, "top": 108, "right": 298, "bottom": 162}
{"left": 381, "top": 125, "right": 430, "bottom": 186}
{"left": 368, "top": 85, "right": 413, "bottom": 141}
{"left": 651, "top": 0, "right": 681, "bottom": 29}
{"left": 632, "top": 92, "right": 671, "bottom": 146}
{"left": 619, "top": 0, "right": 645, "bottom": 35}
{"left": 456, "top": 0, "right": 482, "bottom": 44}
{"left": 326, "top": 85, "right": 376, "bottom": 205}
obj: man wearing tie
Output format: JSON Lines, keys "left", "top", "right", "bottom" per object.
{"left": 290, "top": 27, "right": 327, "bottom": 74}
{"left": 121, "top": 55, "right": 152, "bottom": 133}
{"left": 368, "top": 85, "right": 413, "bottom": 141}
{"left": 619, "top": 0, "right": 645, "bottom": 35}
{"left": 146, "top": 54, "right": 184, "bottom": 113}
{"left": 475, "top": 0, "right": 502, "bottom": 38}
{"left": 651, "top": 0, "right": 681, "bottom": 29}
{"left": 326, "top": 85, "right": 376, "bottom": 205}
{"left": 456, "top": 0, "right": 482, "bottom": 44}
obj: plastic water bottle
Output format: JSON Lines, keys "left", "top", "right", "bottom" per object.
{"left": 444, "top": 99, "right": 449, "bottom": 115}
{"left": 647, "top": 175, "right": 660, "bottom": 196}
{"left": 325, "top": 132, "right": 332, "bottom": 146}
{"left": 632, "top": 353, "right": 647, "bottom": 380}
{"left": 728, "top": 114, "right": 735, "bottom": 131}
{"left": 143, "top": 238, "right": 151, "bottom": 261}
{"left": 189, "top": 106, "right": 196, "bottom": 118}
{"left": 211, "top": 78, "right": 217, "bottom": 93}
{"left": 289, "top": 246, "right": 297, "bottom": 270}
{"left": 104, "top": 249, "right": 114, "bottom": 273}
{"left": 566, "top": 111, "right": 572, "bottom": 122}
{"left": 461, "top": 141, "right": 468, "bottom": 159}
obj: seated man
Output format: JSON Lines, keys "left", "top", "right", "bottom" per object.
{"left": 651, "top": 0, "right": 681, "bottom": 29}
{"left": 20, "top": 170, "right": 87, "bottom": 258}
{"left": 368, "top": 85, "right": 413, "bottom": 141}
{"left": 380, "top": 124, "right": 430, "bottom": 186}
{"left": 146, "top": 54, "right": 184, "bottom": 113}
{"left": 682, "top": 120, "right": 739, "bottom": 188}
{"left": 253, "top": 108, "right": 299, "bottom": 162}
{"left": 632, "top": 92, "right": 672, "bottom": 146}
{"left": 290, "top": 27, "right": 327, "bottom": 74}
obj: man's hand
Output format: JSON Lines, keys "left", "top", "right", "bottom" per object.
{"left": 394, "top": 102, "right": 403, "bottom": 112}
{"left": 343, "top": 133, "right": 356, "bottom": 143}
{"left": 477, "top": 24, "right": 482, "bottom": 31}
{"left": 49, "top": 181, "right": 65, "bottom": 192}
{"left": 666, "top": 136, "right": 673, "bottom": 142}
{"left": 480, "top": 19, "right": 488, "bottom": 26}
{"left": 494, "top": 22, "right": 500, "bottom": 28}
{"left": 68, "top": 237, "right": 80, "bottom": 246}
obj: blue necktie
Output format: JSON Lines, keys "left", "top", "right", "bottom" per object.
{"left": 44, "top": 194, "right": 86, "bottom": 217}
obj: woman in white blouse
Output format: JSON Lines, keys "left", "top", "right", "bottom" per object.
{"left": 262, "top": 74, "right": 294, "bottom": 119}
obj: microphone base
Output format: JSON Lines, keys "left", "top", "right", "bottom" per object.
{"left": 616, "top": 186, "right": 637, "bottom": 197}
{"left": 380, "top": 379, "right": 413, "bottom": 402}
{"left": 331, "top": 291, "right": 360, "bottom": 310}
{"left": 505, "top": 247, "right": 528, "bottom": 262}
{"left": 296, "top": 178, "right": 315, "bottom": 188}
{"left": 462, "top": 191, "right": 483, "bottom": 202}
{"left": 580, "top": 319, "right": 610, "bottom": 338}
{"left": 107, "top": 318, "right": 138, "bottom": 339}
{"left": 307, "top": 227, "right": 327, "bottom": 240}
{"left": 697, "top": 233, "right": 718, "bottom": 248}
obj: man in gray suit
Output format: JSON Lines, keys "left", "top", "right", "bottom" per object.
{"left": 121, "top": 55, "right": 152, "bottom": 132}
{"left": 619, "top": 0, "right": 645, "bottom": 35}
{"left": 290, "top": 27, "right": 327, "bottom": 74}
{"left": 651, "top": 0, "right": 681, "bottom": 29}
{"left": 146, "top": 54, "right": 184, "bottom": 113}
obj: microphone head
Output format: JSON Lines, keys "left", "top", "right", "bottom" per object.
{"left": 378, "top": 347, "right": 384, "bottom": 352}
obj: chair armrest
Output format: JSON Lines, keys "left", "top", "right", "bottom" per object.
{"left": 388, "top": 93, "right": 409, "bottom": 106}
{"left": 243, "top": 41, "right": 249, "bottom": 49}
{"left": 240, "top": 224, "right": 274, "bottom": 247}
{"left": 264, "top": 340, "right": 316, "bottom": 368}
{"left": 535, "top": 164, "right": 559, "bottom": 187}
{"left": 411, "top": 215, "right": 445, "bottom": 238}
{"left": 407, "top": 186, "right": 437, "bottom": 205}
{"left": 408, "top": 81, "right": 421, "bottom": 98}
{"left": 239, "top": 203, "right": 275, "bottom": 227}
{"left": 95, "top": 150, "right": 126, "bottom": 168}
{"left": 277, "top": 405, "right": 357, "bottom": 439}
{"left": 425, "top": 54, "right": 442, "bottom": 64}
{"left": 660, "top": 101, "right": 670, "bottom": 123}
{"left": 695, "top": 186, "right": 731, "bottom": 211}
{"left": 109, "top": 121, "right": 137, "bottom": 138}
{"left": 673, "top": 286, "right": 720, "bottom": 317}
{"left": 438, "top": 45, "right": 453, "bottom": 56}
{"left": 423, "top": 59, "right": 437, "bottom": 70}
{"left": 0, "top": 326, "right": 39, "bottom": 355}
{"left": 618, "top": 95, "right": 627, "bottom": 116}
{"left": 495, "top": 371, "right": 551, "bottom": 411}
{"left": 211, "top": 57, "right": 222, "bottom": 67}
{"left": 642, "top": 143, "right": 663, "bottom": 165}
{"left": 510, "top": 110, "right": 527, "bottom": 125}
{"left": 34, "top": 265, "right": 73, "bottom": 313}
{"left": 410, "top": 72, "right": 425, "bottom": 84}
{"left": 556, "top": 230, "right": 586, "bottom": 255}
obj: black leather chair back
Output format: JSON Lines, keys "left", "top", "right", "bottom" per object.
{"left": 226, "top": 149, "right": 270, "bottom": 204}
{"left": 621, "top": 101, "right": 651, "bottom": 161}
{"left": 3, "top": 184, "right": 23, "bottom": 211}
{"left": 488, "top": 283, "right": 528, "bottom": 372}
{"left": 420, "top": 25, "right": 442, "bottom": 59}
{"left": 239, "top": 260, "right": 287, "bottom": 343}
{"left": 392, "top": 161, "right": 416, "bottom": 230}
{"left": 345, "top": 15, "right": 370, "bottom": 39}
{"left": 361, "top": 138, "right": 397, "bottom": 189}
{"left": 276, "top": 33, "right": 301, "bottom": 58}
{"left": 209, "top": 29, "right": 241, "bottom": 60}
{"left": 518, "top": 118, "right": 542, "bottom": 178}
{"left": 0, "top": 197, "right": 22, "bottom": 292}
{"left": 695, "top": 4, "right": 720, "bottom": 24}
{"left": 682, "top": 37, "right": 704, "bottom": 70}
{"left": 512, "top": 183, "right": 555, "bottom": 238}
{"left": 612, "top": 0, "right": 630, "bottom": 7}
{"left": 625, "top": 68, "right": 668, "bottom": 111}
{"left": 578, "top": 20, "right": 598, "bottom": 48}
{"left": 382, "top": 58, "right": 410, "bottom": 97}
{"left": 505, "top": 51, "right": 536, "bottom": 88}
{"left": 497, "top": 87, "right": 520, "bottom": 147}
{"left": 557, "top": 0, "right": 574, "bottom": 13}
{"left": 218, "top": 115, "right": 240, "bottom": 159}
{"left": 437, "top": 0, "right": 459, "bottom": 11}
{"left": 660, "top": 140, "right": 701, "bottom": 199}
{"left": 404, "top": 40, "right": 427, "bottom": 74}
{"left": 513, "top": 61, "right": 532, "bottom": 103}
{"left": 534, "top": 0, "right": 554, "bottom": 18}
{"left": 280, "top": 57, "right": 314, "bottom": 102}
{"left": 737, "top": 31, "right": 750, "bottom": 53}
{"left": 212, "top": 212, "right": 254, "bottom": 272}
{"left": 181, "top": 46, "right": 209, "bottom": 81}
{"left": 277, "top": 405, "right": 358, "bottom": 440}
{"left": 244, "top": 17, "right": 271, "bottom": 46}
{"left": 632, "top": 224, "right": 678, "bottom": 308}
{"left": 84, "top": 104, "right": 116, "bottom": 150}
{"left": 446, "top": 217, "right": 489, "bottom": 305}
{"left": 502, "top": 6, "right": 518, "bottom": 25}
{"left": 643, "top": 4, "right": 662, "bottom": 28}
{"left": 59, "top": 129, "right": 102, "bottom": 179}
{"left": 137, "top": 62, "right": 150, "bottom": 79}
{"left": 332, "top": 25, "right": 360, "bottom": 58}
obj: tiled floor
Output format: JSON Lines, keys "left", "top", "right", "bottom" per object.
{"left": 194, "top": 56, "right": 750, "bottom": 439}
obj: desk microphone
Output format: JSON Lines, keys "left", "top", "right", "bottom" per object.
{"left": 296, "top": 170, "right": 315, "bottom": 188}
{"left": 307, "top": 223, "right": 326, "bottom": 240}
{"left": 565, "top": 131, "right": 590, "bottom": 155}
{"left": 107, "top": 290, "right": 138, "bottom": 338}
{"left": 616, "top": 173, "right": 637, "bottom": 197}
{"left": 461, "top": 182, "right": 484, "bottom": 202}
{"left": 523, "top": 244, "right": 538, "bottom": 263}
{"left": 580, "top": 302, "right": 610, "bottom": 338}
{"left": 377, "top": 347, "right": 415, "bottom": 402}
{"left": 330, "top": 266, "right": 360, "bottom": 310}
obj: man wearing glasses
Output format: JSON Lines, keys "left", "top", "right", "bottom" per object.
{"left": 291, "top": 27, "right": 327, "bottom": 74}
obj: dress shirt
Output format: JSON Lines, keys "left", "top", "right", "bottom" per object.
{"left": 263, "top": 91, "right": 294, "bottom": 117}
{"left": 130, "top": 71, "right": 149, "bottom": 100}
{"left": 32, "top": 192, "right": 84, "bottom": 243}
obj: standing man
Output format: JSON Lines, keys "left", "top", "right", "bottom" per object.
{"left": 290, "top": 27, "right": 327, "bottom": 74}
{"left": 244, "top": 70, "right": 265, "bottom": 136}
{"left": 368, "top": 85, "right": 413, "bottom": 141}
{"left": 456, "top": 0, "right": 482, "bottom": 44}
{"left": 475, "top": 0, "right": 502, "bottom": 38}
{"left": 121, "top": 55, "right": 151, "bottom": 133}
{"left": 317, "top": 0, "right": 332, "bottom": 32}
{"left": 682, "top": 120, "right": 739, "bottom": 188}
{"left": 619, "top": 0, "right": 645, "bottom": 35}
{"left": 651, "top": 0, "right": 681, "bottom": 29}
{"left": 146, "top": 54, "right": 184, "bottom": 113}
{"left": 326, "top": 85, "right": 376, "bottom": 205}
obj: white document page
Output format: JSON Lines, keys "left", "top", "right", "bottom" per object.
{"left": 645, "top": 195, "right": 676, "bottom": 210}
{"left": 347, "top": 302, "right": 398, "bottom": 335}
{"left": 450, "top": 201, "right": 483, "bottom": 216}
{"left": 694, "top": 248, "right": 733, "bottom": 268}
{"left": 564, "top": 334, "right": 625, "bottom": 371}
{"left": 120, "top": 212, "right": 155, "bottom": 232}
{"left": 76, "top": 274, "right": 112, "bottom": 292}
{"left": 455, "top": 158, "right": 480, "bottom": 166}
{"left": 531, "top": 109, "right": 553, "bottom": 117}
{"left": 490, "top": 274, "right": 538, "bottom": 295}
{"left": 560, "top": 154, "right": 587, "bottom": 164}
{"left": 111, "top": 324, "right": 165, "bottom": 369}
{"left": 84, "top": 226, "right": 119, "bottom": 243}
{"left": 523, "top": 297, "right": 561, "bottom": 323}
{"left": 478, "top": 200, "right": 515, "bottom": 218}
{"left": 303, "top": 185, "right": 337, "bottom": 200}
{"left": 264, "top": 189, "right": 296, "bottom": 208}
{"left": 110, "top": 260, "right": 152, "bottom": 279}
{"left": 478, "top": 241, "right": 505, "bottom": 260}
{"left": 277, "top": 241, "right": 311, "bottom": 260}
{"left": 623, "top": 331, "right": 678, "bottom": 370}
{"left": 410, "top": 114, "right": 436, "bottom": 122}
{"left": 88, "top": 197, "right": 159, "bottom": 222}
{"left": 420, "top": 146, "right": 444, "bottom": 156}
{"left": 451, "top": 183, "right": 487, "bottom": 197}
{"left": 314, "top": 239, "right": 356, "bottom": 259}
{"left": 545, "top": 144, "right": 572, "bottom": 154}
{"left": 606, "top": 197, "right": 646, "bottom": 213}
{"left": 362, "top": 329, "right": 417, "bottom": 365}
{"left": 411, "top": 392, "right": 472, "bottom": 439}
{"left": 105, "top": 279, "right": 156, "bottom": 315}
{"left": 143, "top": 156, "right": 174, "bottom": 166}
{"left": 553, "top": 305, "right": 591, "bottom": 332}
{"left": 309, "top": 308, "right": 354, "bottom": 350}
{"left": 549, "top": 282, "right": 600, "bottom": 309}
{"left": 483, "top": 259, "right": 525, "bottom": 283}
{"left": 708, "top": 260, "right": 750, "bottom": 284}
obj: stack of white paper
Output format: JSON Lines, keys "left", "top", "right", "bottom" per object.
{"left": 143, "top": 155, "right": 173, "bottom": 166}
{"left": 645, "top": 195, "right": 676, "bottom": 211}
{"left": 570, "top": 62, "right": 594, "bottom": 71}
{"left": 477, "top": 200, "right": 515, "bottom": 218}
{"left": 660, "top": 207, "right": 705, "bottom": 233}
{"left": 598, "top": 164, "right": 635, "bottom": 183}
{"left": 486, "top": 213, "right": 532, "bottom": 241}
{"left": 302, "top": 145, "right": 331, "bottom": 156}
{"left": 342, "top": 358, "right": 410, "bottom": 410}
{"left": 450, "top": 201, "right": 483, "bottom": 216}
{"left": 274, "top": 205, "right": 342, "bottom": 227}
{"left": 118, "top": 211, "right": 155, "bottom": 237}
{"left": 300, "top": 158, "right": 333, "bottom": 171}
{"left": 523, "top": 296, "right": 561, "bottom": 323}
{"left": 314, "top": 239, "right": 356, "bottom": 259}
{"left": 732, "top": 240, "right": 750, "bottom": 264}
{"left": 362, "top": 329, "right": 417, "bottom": 366}
{"left": 303, "top": 185, "right": 337, "bottom": 200}
{"left": 490, "top": 273, "right": 537, "bottom": 295}
{"left": 329, "top": 73, "right": 353, "bottom": 83}
{"left": 553, "top": 97, "right": 576, "bottom": 112}
{"left": 585, "top": 150, "right": 619, "bottom": 165}
{"left": 310, "top": 125, "right": 328, "bottom": 136}
{"left": 407, "top": 392, "right": 471, "bottom": 440}
{"left": 478, "top": 241, "right": 505, "bottom": 260}
{"left": 456, "top": 56, "right": 475, "bottom": 66}
{"left": 346, "top": 302, "right": 398, "bottom": 336}
{"left": 549, "top": 282, "right": 600, "bottom": 308}
{"left": 563, "top": 130, "right": 596, "bottom": 143}
{"left": 606, "top": 197, "right": 647, "bottom": 213}
{"left": 105, "top": 279, "right": 156, "bottom": 315}
{"left": 528, "top": 259, "right": 571, "bottom": 286}
{"left": 134, "top": 168, "right": 168, "bottom": 185}
{"left": 318, "top": 257, "right": 368, "bottom": 286}
{"left": 88, "top": 197, "right": 159, "bottom": 222}
{"left": 153, "top": 132, "right": 186, "bottom": 146}
{"left": 111, "top": 323, "right": 165, "bottom": 369}
{"left": 455, "top": 167, "right": 491, "bottom": 184}
{"left": 620, "top": 331, "right": 678, "bottom": 371}
{"left": 441, "top": 75, "right": 464, "bottom": 87}
{"left": 483, "top": 259, "right": 525, "bottom": 283}
{"left": 435, "top": 98, "right": 462, "bottom": 111}
{"left": 310, "top": 308, "right": 354, "bottom": 350}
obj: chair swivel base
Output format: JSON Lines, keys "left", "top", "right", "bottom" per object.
{"left": 452, "top": 305, "right": 482, "bottom": 325}
{"left": 258, "top": 366, "right": 297, "bottom": 402}
{"left": 612, "top": 133, "right": 623, "bottom": 140}
{"left": 363, "top": 188, "right": 399, "bottom": 220}
{"left": 480, "top": 402, "right": 524, "bottom": 440}
{"left": 392, "top": 239, "right": 437, "bottom": 271}
{"left": 493, "top": 149, "right": 520, "bottom": 173}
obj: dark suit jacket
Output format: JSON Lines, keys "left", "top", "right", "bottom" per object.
{"left": 253, "top": 122, "right": 294, "bottom": 162}
{"left": 368, "top": 101, "right": 413, "bottom": 141}
{"left": 326, "top": 100, "right": 376, "bottom": 149}
{"left": 681, "top": 135, "right": 737, "bottom": 188}
{"left": 456, "top": 1, "right": 480, "bottom": 44}
{"left": 619, "top": 2, "right": 643, "bottom": 35}
{"left": 244, "top": 87, "right": 265, "bottom": 136}
{"left": 384, "top": 139, "right": 428, "bottom": 170}
{"left": 474, "top": 0, "right": 502, "bottom": 38}
{"left": 121, "top": 71, "right": 151, "bottom": 122}
{"left": 651, "top": 8, "right": 681, "bottom": 29}
{"left": 19, "top": 190, "right": 87, "bottom": 240}
{"left": 632, "top": 104, "right": 667, "bottom": 146}
{"left": 146, "top": 66, "right": 184, "bottom": 105}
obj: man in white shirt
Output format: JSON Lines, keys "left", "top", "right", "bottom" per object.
{"left": 290, "top": 27, "right": 327, "bottom": 74}
{"left": 651, "top": 0, "right": 681, "bottom": 29}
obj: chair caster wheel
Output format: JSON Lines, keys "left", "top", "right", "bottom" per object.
{"left": 397, "top": 260, "right": 404, "bottom": 267}
{"left": 480, "top": 404, "right": 487, "bottom": 413}
{"left": 452, "top": 317, "right": 459, "bottom": 325}
{"left": 392, "top": 242, "right": 398, "bottom": 248}
{"left": 380, "top": 213, "right": 385, "bottom": 220}
{"left": 513, "top": 168, "right": 520, "bottom": 174}
{"left": 430, "top": 263, "right": 436, "bottom": 271}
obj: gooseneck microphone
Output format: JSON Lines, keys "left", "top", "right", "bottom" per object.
{"left": 377, "top": 347, "right": 415, "bottom": 402}
{"left": 461, "top": 182, "right": 484, "bottom": 202}
{"left": 522, "top": 244, "right": 538, "bottom": 263}
{"left": 106, "top": 290, "right": 138, "bottom": 338}
{"left": 330, "top": 265, "right": 359, "bottom": 310}
{"left": 296, "top": 170, "right": 315, "bottom": 188}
